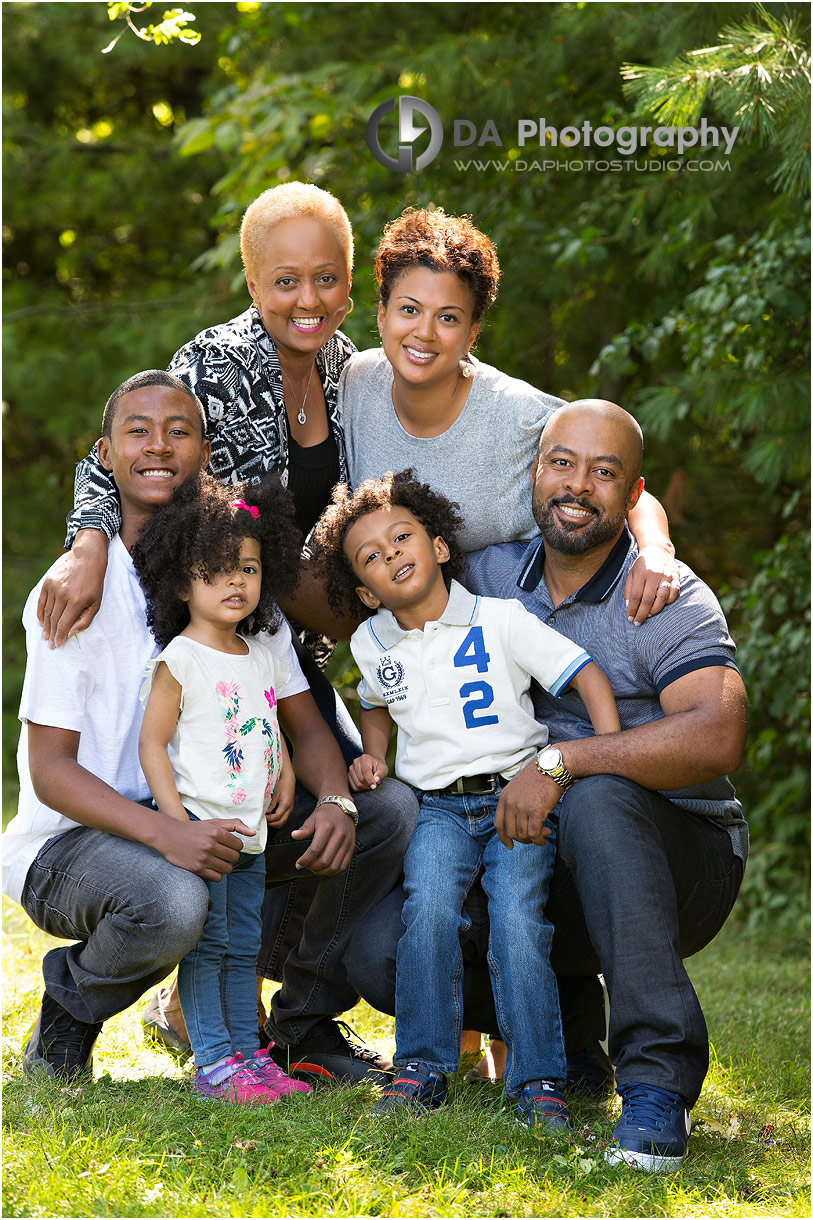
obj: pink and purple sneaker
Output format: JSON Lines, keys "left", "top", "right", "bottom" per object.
{"left": 252, "top": 1047, "right": 312, "bottom": 1097}
{"left": 191, "top": 1052, "right": 278, "bottom": 1105}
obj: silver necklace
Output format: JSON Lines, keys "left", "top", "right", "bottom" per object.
{"left": 280, "top": 362, "right": 316, "bottom": 426}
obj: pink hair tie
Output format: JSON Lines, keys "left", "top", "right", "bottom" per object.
{"left": 231, "top": 498, "right": 260, "bottom": 519}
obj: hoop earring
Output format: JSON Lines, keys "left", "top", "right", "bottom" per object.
{"left": 346, "top": 296, "right": 354, "bottom": 315}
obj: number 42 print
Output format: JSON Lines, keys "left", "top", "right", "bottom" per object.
{"left": 453, "top": 626, "right": 499, "bottom": 729}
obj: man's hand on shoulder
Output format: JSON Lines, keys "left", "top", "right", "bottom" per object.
{"left": 495, "top": 762, "right": 557, "bottom": 849}
{"left": 290, "top": 802, "right": 355, "bottom": 875}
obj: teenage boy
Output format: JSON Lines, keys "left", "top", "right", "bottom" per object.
{"left": 4, "top": 370, "right": 415, "bottom": 1084}
{"left": 311, "top": 469, "right": 620, "bottom": 1126}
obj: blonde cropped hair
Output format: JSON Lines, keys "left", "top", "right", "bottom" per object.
{"left": 240, "top": 182, "right": 354, "bottom": 278}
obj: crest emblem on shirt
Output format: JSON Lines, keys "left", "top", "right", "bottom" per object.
{"left": 376, "top": 656, "right": 405, "bottom": 690}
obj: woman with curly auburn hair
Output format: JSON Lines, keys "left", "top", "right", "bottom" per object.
{"left": 338, "top": 206, "right": 680, "bottom": 621}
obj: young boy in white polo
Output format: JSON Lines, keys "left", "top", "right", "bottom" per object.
{"left": 312, "top": 469, "right": 620, "bottom": 1127}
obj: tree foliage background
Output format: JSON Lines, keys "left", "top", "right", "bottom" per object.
{"left": 3, "top": 1, "right": 809, "bottom": 941}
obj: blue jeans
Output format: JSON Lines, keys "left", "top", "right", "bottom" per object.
{"left": 345, "top": 777, "right": 744, "bottom": 1107}
{"left": 21, "top": 823, "right": 209, "bottom": 1025}
{"left": 177, "top": 846, "right": 266, "bottom": 1066}
{"left": 395, "top": 789, "right": 565, "bottom": 1096}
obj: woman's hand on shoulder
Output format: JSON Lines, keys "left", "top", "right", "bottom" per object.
{"left": 623, "top": 545, "right": 681, "bottom": 626}
{"left": 37, "top": 529, "right": 110, "bottom": 648}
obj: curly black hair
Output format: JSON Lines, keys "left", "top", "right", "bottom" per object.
{"left": 131, "top": 471, "right": 303, "bottom": 648}
{"left": 310, "top": 469, "right": 466, "bottom": 621}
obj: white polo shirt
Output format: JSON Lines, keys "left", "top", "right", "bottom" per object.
{"left": 351, "top": 580, "right": 591, "bottom": 791}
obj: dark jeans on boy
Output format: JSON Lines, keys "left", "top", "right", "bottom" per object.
{"left": 345, "top": 775, "right": 744, "bottom": 1107}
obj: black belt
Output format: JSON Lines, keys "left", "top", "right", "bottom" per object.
{"left": 436, "top": 772, "right": 506, "bottom": 796}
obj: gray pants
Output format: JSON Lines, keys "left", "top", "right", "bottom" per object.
{"left": 22, "top": 825, "right": 209, "bottom": 1025}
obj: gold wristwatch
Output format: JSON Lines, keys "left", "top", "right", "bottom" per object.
{"left": 314, "top": 795, "right": 359, "bottom": 826}
{"left": 535, "top": 745, "right": 575, "bottom": 790}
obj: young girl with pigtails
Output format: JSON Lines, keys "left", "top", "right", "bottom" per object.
{"left": 133, "top": 471, "right": 311, "bottom": 1105}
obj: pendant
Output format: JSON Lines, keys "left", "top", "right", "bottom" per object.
{"left": 297, "top": 407, "right": 307, "bottom": 425}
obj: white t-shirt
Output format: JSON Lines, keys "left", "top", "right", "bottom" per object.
{"left": 2, "top": 536, "right": 307, "bottom": 905}
{"left": 140, "top": 636, "right": 294, "bottom": 854}
{"left": 351, "top": 580, "right": 592, "bottom": 791}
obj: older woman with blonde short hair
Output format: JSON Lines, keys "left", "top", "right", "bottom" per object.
{"left": 64, "top": 182, "right": 356, "bottom": 560}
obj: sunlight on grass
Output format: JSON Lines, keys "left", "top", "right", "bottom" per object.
{"left": 3, "top": 898, "right": 810, "bottom": 1217}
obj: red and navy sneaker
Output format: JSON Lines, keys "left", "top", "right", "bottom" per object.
{"left": 604, "top": 1082, "right": 691, "bottom": 1172}
{"left": 371, "top": 1063, "right": 449, "bottom": 1115}
{"left": 264, "top": 1018, "right": 392, "bottom": 1086}
{"left": 516, "top": 1079, "right": 574, "bottom": 1130}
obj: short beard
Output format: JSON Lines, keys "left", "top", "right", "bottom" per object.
{"left": 533, "top": 495, "right": 626, "bottom": 556}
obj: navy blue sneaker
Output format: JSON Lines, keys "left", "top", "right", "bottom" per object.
{"left": 565, "top": 1043, "right": 615, "bottom": 1098}
{"left": 371, "top": 1063, "right": 448, "bottom": 1115}
{"left": 516, "top": 1080, "right": 573, "bottom": 1130}
{"left": 604, "top": 1082, "right": 691, "bottom": 1172}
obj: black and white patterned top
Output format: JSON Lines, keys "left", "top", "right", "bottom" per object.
{"left": 65, "top": 306, "right": 356, "bottom": 545}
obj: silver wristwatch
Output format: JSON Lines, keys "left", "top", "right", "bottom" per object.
{"left": 314, "top": 795, "right": 359, "bottom": 826}
{"left": 535, "top": 745, "right": 575, "bottom": 790}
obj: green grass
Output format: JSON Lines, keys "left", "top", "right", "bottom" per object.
{"left": 2, "top": 900, "right": 809, "bottom": 1218}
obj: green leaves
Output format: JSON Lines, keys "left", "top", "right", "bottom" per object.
{"left": 103, "top": 3, "right": 201, "bottom": 55}
{"left": 622, "top": 3, "right": 811, "bottom": 197}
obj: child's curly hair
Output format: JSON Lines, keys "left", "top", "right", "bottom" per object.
{"left": 132, "top": 472, "right": 303, "bottom": 648}
{"left": 310, "top": 469, "right": 466, "bottom": 620}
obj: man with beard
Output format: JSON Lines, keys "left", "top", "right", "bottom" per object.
{"left": 345, "top": 399, "right": 748, "bottom": 1172}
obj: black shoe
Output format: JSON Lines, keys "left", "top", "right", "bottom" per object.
{"left": 264, "top": 1017, "right": 393, "bottom": 1086}
{"left": 565, "top": 1042, "right": 615, "bottom": 1098}
{"left": 23, "top": 993, "right": 103, "bottom": 1082}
